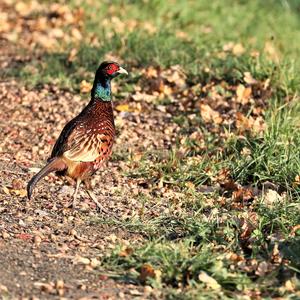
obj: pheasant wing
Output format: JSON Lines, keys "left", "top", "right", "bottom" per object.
{"left": 50, "top": 119, "right": 79, "bottom": 158}
{"left": 63, "top": 130, "right": 108, "bottom": 162}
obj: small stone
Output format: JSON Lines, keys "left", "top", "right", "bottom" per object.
{"left": 2, "top": 231, "right": 10, "bottom": 239}
{"left": 34, "top": 235, "right": 42, "bottom": 246}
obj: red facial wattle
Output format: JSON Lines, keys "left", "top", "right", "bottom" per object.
{"left": 106, "top": 64, "right": 119, "bottom": 75}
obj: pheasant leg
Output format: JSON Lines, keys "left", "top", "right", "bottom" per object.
{"left": 86, "top": 189, "right": 110, "bottom": 214}
{"left": 71, "top": 179, "right": 81, "bottom": 208}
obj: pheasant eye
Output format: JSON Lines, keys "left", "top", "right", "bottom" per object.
{"left": 106, "top": 64, "right": 119, "bottom": 75}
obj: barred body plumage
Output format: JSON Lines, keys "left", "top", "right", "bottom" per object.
{"left": 27, "top": 61, "right": 128, "bottom": 210}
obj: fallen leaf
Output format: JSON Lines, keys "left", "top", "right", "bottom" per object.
{"left": 198, "top": 271, "right": 221, "bottom": 290}
{"left": 263, "top": 189, "right": 283, "bottom": 207}
{"left": 115, "top": 104, "right": 133, "bottom": 112}
{"left": 139, "top": 263, "right": 156, "bottom": 283}
{"left": 199, "top": 103, "right": 223, "bottom": 124}
{"left": 119, "top": 247, "right": 134, "bottom": 257}
{"left": 236, "top": 84, "right": 252, "bottom": 104}
{"left": 232, "top": 187, "right": 253, "bottom": 202}
{"left": 236, "top": 112, "right": 254, "bottom": 132}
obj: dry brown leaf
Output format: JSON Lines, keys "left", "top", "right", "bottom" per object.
{"left": 236, "top": 84, "right": 252, "bottom": 104}
{"left": 118, "top": 247, "right": 134, "bottom": 257}
{"left": 200, "top": 103, "right": 223, "bottom": 124}
{"left": 228, "top": 252, "right": 244, "bottom": 262}
{"left": 159, "top": 82, "right": 173, "bottom": 95}
{"left": 139, "top": 263, "right": 156, "bottom": 283}
{"left": 161, "top": 65, "right": 187, "bottom": 89}
{"left": 238, "top": 212, "right": 258, "bottom": 241}
{"left": 236, "top": 112, "right": 252, "bottom": 132}
{"left": 252, "top": 116, "right": 266, "bottom": 133}
{"left": 49, "top": 28, "right": 64, "bottom": 39}
{"left": 232, "top": 187, "right": 253, "bottom": 202}
{"left": 239, "top": 218, "right": 255, "bottom": 240}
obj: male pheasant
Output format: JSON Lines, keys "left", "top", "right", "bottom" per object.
{"left": 27, "top": 61, "right": 128, "bottom": 210}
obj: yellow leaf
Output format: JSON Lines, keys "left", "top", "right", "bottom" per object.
{"left": 115, "top": 104, "right": 130, "bottom": 112}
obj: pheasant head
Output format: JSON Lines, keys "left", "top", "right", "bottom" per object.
{"left": 92, "top": 61, "right": 128, "bottom": 101}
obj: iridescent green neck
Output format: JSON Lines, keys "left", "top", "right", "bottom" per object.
{"left": 93, "top": 79, "right": 111, "bottom": 101}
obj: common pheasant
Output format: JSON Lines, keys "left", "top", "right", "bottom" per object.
{"left": 27, "top": 61, "right": 128, "bottom": 210}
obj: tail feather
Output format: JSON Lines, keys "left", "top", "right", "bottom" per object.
{"left": 27, "top": 157, "right": 66, "bottom": 200}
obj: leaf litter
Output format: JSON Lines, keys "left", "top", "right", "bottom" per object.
{"left": 0, "top": 0, "right": 299, "bottom": 299}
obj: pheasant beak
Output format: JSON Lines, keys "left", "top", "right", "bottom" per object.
{"left": 117, "top": 66, "right": 128, "bottom": 75}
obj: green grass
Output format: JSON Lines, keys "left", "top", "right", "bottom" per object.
{"left": 6, "top": 0, "right": 300, "bottom": 298}
{"left": 9, "top": 0, "right": 300, "bottom": 93}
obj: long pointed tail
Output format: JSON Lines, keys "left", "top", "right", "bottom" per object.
{"left": 27, "top": 157, "right": 67, "bottom": 200}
